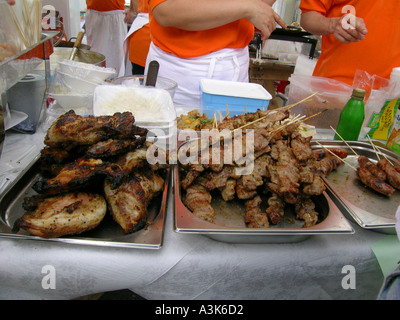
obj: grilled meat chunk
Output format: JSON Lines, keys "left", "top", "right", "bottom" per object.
{"left": 14, "top": 192, "right": 107, "bottom": 238}
{"left": 44, "top": 110, "right": 147, "bottom": 148}
{"left": 265, "top": 192, "right": 285, "bottom": 225}
{"left": 313, "top": 148, "right": 348, "bottom": 161}
{"left": 86, "top": 137, "right": 146, "bottom": 159}
{"left": 184, "top": 184, "right": 215, "bottom": 222}
{"left": 357, "top": 167, "right": 395, "bottom": 197}
{"left": 295, "top": 195, "right": 319, "bottom": 228}
{"left": 244, "top": 195, "right": 270, "bottom": 228}
{"left": 104, "top": 168, "right": 165, "bottom": 233}
{"left": 33, "top": 158, "right": 125, "bottom": 195}
{"left": 358, "top": 156, "right": 386, "bottom": 181}
{"left": 377, "top": 159, "right": 400, "bottom": 189}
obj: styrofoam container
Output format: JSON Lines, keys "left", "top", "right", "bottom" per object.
{"left": 93, "top": 85, "right": 176, "bottom": 125}
{"left": 57, "top": 59, "right": 116, "bottom": 84}
{"left": 200, "top": 79, "right": 272, "bottom": 118}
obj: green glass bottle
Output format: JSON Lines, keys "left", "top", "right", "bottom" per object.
{"left": 334, "top": 88, "right": 366, "bottom": 141}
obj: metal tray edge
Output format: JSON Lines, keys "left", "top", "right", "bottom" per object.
{"left": 0, "top": 160, "right": 171, "bottom": 250}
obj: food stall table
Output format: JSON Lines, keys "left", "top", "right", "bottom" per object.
{"left": 0, "top": 126, "right": 391, "bottom": 300}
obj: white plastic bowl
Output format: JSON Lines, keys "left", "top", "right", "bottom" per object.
{"left": 57, "top": 59, "right": 116, "bottom": 84}
{"left": 49, "top": 92, "right": 93, "bottom": 115}
{"left": 53, "top": 70, "right": 99, "bottom": 94}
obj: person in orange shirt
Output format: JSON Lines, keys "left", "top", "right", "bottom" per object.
{"left": 299, "top": 0, "right": 400, "bottom": 85}
{"left": 146, "top": 0, "right": 286, "bottom": 108}
{"left": 85, "top": 0, "right": 136, "bottom": 76}
{"left": 124, "top": 0, "right": 151, "bottom": 75}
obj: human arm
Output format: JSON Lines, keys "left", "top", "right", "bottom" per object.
{"left": 300, "top": 10, "right": 367, "bottom": 43}
{"left": 124, "top": 0, "right": 138, "bottom": 23}
{"left": 152, "top": 0, "right": 286, "bottom": 40}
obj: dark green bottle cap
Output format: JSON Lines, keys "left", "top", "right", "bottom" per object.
{"left": 352, "top": 88, "right": 366, "bottom": 100}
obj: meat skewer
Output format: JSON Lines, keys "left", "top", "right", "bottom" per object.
{"left": 377, "top": 159, "right": 400, "bottom": 190}
{"left": 244, "top": 195, "right": 270, "bottom": 228}
{"left": 357, "top": 167, "right": 395, "bottom": 197}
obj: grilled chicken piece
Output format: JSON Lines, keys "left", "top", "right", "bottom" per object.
{"left": 104, "top": 168, "right": 165, "bottom": 233}
{"left": 14, "top": 192, "right": 107, "bottom": 238}
{"left": 86, "top": 137, "right": 146, "bottom": 159}
{"left": 244, "top": 195, "right": 269, "bottom": 228}
{"left": 184, "top": 184, "right": 215, "bottom": 222}
{"left": 357, "top": 167, "right": 395, "bottom": 197}
{"left": 33, "top": 158, "right": 125, "bottom": 195}
{"left": 44, "top": 110, "right": 147, "bottom": 148}
{"left": 115, "top": 146, "right": 149, "bottom": 174}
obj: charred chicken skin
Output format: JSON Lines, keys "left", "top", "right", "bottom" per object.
{"left": 14, "top": 192, "right": 107, "bottom": 238}
{"left": 44, "top": 110, "right": 147, "bottom": 149}
{"left": 104, "top": 168, "right": 165, "bottom": 233}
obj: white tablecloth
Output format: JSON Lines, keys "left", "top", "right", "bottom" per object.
{"left": 0, "top": 127, "right": 388, "bottom": 300}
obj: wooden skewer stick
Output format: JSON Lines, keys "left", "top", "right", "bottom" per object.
{"left": 366, "top": 135, "right": 382, "bottom": 161}
{"left": 269, "top": 114, "right": 305, "bottom": 134}
{"left": 295, "top": 108, "right": 328, "bottom": 125}
{"left": 315, "top": 141, "right": 357, "bottom": 171}
{"left": 329, "top": 126, "right": 359, "bottom": 156}
{"left": 367, "top": 136, "right": 395, "bottom": 166}
{"left": 273, "top": 92, "right": 320, "bottom": 113}
{"left": 213, "top": 112, "right": 218, "bottom": 129}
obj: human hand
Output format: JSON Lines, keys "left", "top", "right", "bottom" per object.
{"left": 332, "top": 14, "right": 368, "bottom": 43}
{"left": 247, "top": 0, "right": 287, "bottom": 40}
{"left": 124, "top": 8, "right": 137, "bottom": 24}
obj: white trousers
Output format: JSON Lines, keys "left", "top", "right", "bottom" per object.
{"left": 145, "top": 43, "right": 250, "bottom": 108}
{"left": 85, "top": 9, "right": 127, "bottom": 77}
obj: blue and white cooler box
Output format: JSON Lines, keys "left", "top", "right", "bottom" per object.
{"left": 200, "top": 79, "right": 272, "bottom": 118}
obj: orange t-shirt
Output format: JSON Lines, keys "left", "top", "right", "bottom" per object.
{"left": 148, "top": 0, "right": 254, "bottom": 58}
{"left": 300, "top": 0, "right": 400, "bottom": 85}
{"left": 129, "top": 0, "right": 150, "bottom": 67}
{"left": 86, "top": 0, "right": 125, "bottom": 12}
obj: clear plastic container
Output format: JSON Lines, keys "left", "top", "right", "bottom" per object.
{"left": 287, "top": 74, "right": 353, "bottom": 129}
{"left": 112, "top": 75, "right": 177, "bottom": 99}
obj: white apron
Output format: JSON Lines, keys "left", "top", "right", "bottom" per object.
{"left": 85, "top": 9, "right": 127, "bottom": 77}
{"left": 145, "top": 42, "right": 250, "bottom": 108}
{"left": 122, "top": 13, "right": 150, "bottom": 72}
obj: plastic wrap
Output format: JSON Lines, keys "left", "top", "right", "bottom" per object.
{"left": 57, "top": 59, "right": 116, "bottom": 84}
{"left": 51, "top": 69, "right": 98, "bottom": 94}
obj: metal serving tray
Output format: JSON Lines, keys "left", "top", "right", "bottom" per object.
{"left": 173, "top": 165, "right": 354, "bottom": 244}
{"left": 313, "top": 140, "right": 400, "bottom": 234}
{"left": 0, "top": 156, "right": 170, "bottom": 249}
